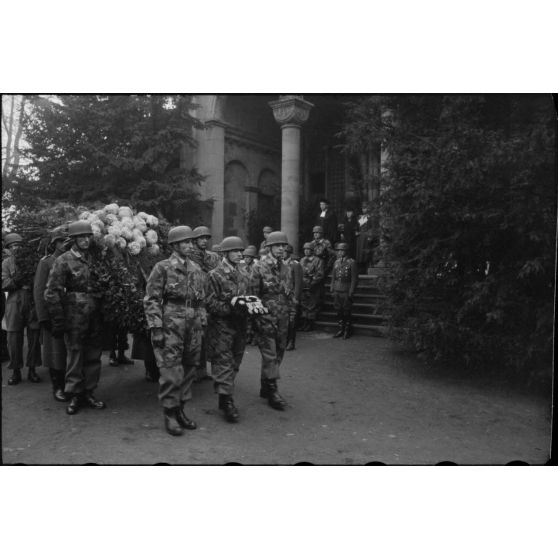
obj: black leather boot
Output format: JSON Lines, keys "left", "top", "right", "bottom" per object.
{"left": 176, "top": 405, "right": 197, "bottom": 430}
{"left": 117, "top": 351, "right": 134, "bottom": 365}
{"left": 219, "top": 394, "right": 240, "bottom": 423}
{"left": 83, "top": 391, "right": 106, "bottom": 409}
{"left": 343, "top": 320, "right": 353, "bottom": 339}
{"left": 50, "top": 369, "right": 68, "bottom": 402}
{"left": 262, "top": 379, "right": 287, "bottom": 410}
{"left": 333, "top": 318, "right": 345, "bottom": 338}
{"left": 164, "top": 408, "right": 184, "bottom": 436}
{"left": 27, "top": 368, "right": 41, "bottom": 383}
{"left": 8, "top": 368, "right": 22, "bottom": 386}
{"left": 66, "top": 394, "right": 82, "bottom": 415}
{"left": 109, "top": 351, "right": 118, "bottom": 366}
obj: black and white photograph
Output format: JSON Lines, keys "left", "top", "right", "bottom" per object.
{"left": 2, "top": 93, "right": 555, "bottom": 465}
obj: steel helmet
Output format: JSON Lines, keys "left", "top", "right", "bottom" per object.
{"left": 312, "top": 225, "right": 323, "bottom": 234}
{"left": 50, "top": 226, "right": 68, "bottom": 244}
{"left": 262, "top": 226, "right": 273, "bottom": 234}
{"left": 4, "top": 232, "right": 23, "bottom": 247}
{"left": 192, "top": 226, "right": 211, "bottom": 239}
{"left": 335, "top": 242, "right": 349, "bottom": 250}
{"left": 211, "top": 244, "right": 221, "bottom": 252}
{"left": 243, "top": 245, "right": 257, "bottom": 257}
{"left": 220, "top": 236, "right": 244, "bottom": 252}
{"left": 302, "top": 242, "right": 314, "bottom": 251}
{"left": 168, "top": 226, "right": 193, "bottom": 244}
{"left": 68, "top": 221, "right": 93, "bottom": 237}
{"left": 265, "top": 231, "right": 289, "bottom": 246}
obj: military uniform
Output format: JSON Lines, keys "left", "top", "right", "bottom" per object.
{"left": 299, "top": 254, "right": 325, "bottom": 326}
{"left": 34, "top": 251, "right": 68, "bottom": 399}
{"left": 331, "top": 253, "right": 358, "bottom": 338}
{"left": 310, "top": 237, "right": 334, "bottom": 316}
{"left": 283, "top": 254, "right": 302, "bottom": 350}
{"left": 143, "top": 253, "right": 207, "bottom": 410}
{"left": 253, "top": 253, "right": 295, "bottom": 382}
{"left": 240, "top": 257, "right": 260, "bottom": 344}
{"left": 2, "top": 253, "right": 42, "bottom": 376}
{"left": 44, "top": 248, "right": 103, "bottom": 396}
{"left": 206, "top": 258, "right": 250, "bottom": 396}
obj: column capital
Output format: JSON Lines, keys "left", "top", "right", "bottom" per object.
{"left": 269, "top": 95, "right": 314, "bottom": 127}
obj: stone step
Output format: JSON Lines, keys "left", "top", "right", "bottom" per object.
{"left": 323, "top": 292, "right": 387, "bottom": 304}
{"left": 321, "top": 303, "right": 392, "bottom": 316}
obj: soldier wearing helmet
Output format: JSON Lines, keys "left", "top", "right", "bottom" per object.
{"left": 143, "top": 225, "right": 207, "bottom": 436}
{"left": 44, "top": 220, "right": 106, "bottom": 414}
{"left": 251, "top": 230, "right": 295, "bottom": 410}
{"left": 309, "top": 225, "right": 335, "bottom": 321}
{"left": 2, "top": 232, "right": 42, "bottom": 386}
{"left": 189, "top": 225, "right": 220, "bottom": 382}
{"left": 259, "top": 225, "right": 273, "bottom": 256}
{"left": 299, "top": 241, "right": 324, "bottom": 332}
{"left": 283, "top": 244, "right": 302, "bottom": 351}
{"left": 33, "top": 226, "right": 69, "bottom": 401}
{"left": 205, "top": 236, "right": 260, "bottom": 422}
{"left": 330, "top": 242, "right": 358, "bottom": 339}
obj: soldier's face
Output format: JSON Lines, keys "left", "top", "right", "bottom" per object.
{"left": 226, "top": 249, "right": 243, "bottom": 265}
{"left": 313, "top": 232, "right": 322, "bottom": 240}
{"left": 75, "top": 234, "right": 91, "bottom": 251}
{"left": 196, "top": 236, "right": 209, "bottom": 250}
{"left": 8, "top": 242, "right": 22, "bottom": 253}
{"left": 270, "top": 244, "right": 286, "bottom": 259}
{"left": 319, "top": 202, "right": 327, "bottom": 211}
{"left": 304, "top": 248, "right": 312, "bottom": 257}
{"left": 244, "top": 255, "right": 254, "bottom": 265}
{"left": 336, "top": 249, "right": 346, "bottom": 258}
{"left": 263, "top": 231, "right": 270, "bottom": 239}
{"left": 175, "top": 239, "right": 192, "bottom": 258}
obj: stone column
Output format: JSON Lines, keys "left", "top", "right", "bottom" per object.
{"left": 269, "top": 95, "right": 314, "bottom": 254}
{"left": 195, "top": 120, "right": 226, "bottom": 243}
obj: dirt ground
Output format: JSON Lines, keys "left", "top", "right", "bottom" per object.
{"left": 1, "top": 331, "right": 552, "bottom": 465}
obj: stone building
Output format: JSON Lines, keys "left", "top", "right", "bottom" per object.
{"left": 185, "top": 94, "right": 382, "bottom": 252}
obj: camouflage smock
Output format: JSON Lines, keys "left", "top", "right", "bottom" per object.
{"left": 189, "top": 247, "right": 221, "bottom": 274}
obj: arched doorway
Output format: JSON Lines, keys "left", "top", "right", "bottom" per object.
{"left": 224, "top": 161, "right": 249, "bottom": 238}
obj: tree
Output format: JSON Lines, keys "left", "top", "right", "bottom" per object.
{"left": 342, "top": 94, "right": 556, "bottom": 379}
{"left": 2, "top": 94, "right": 27, "bottom": 178}
{"left": 6, "top": 95, "right": 212, "bottom": 224}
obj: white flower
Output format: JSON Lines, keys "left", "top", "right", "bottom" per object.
{"left": 136, "top": 236, "right": 147, "bottom": 249}
{"left": 91, "top": 219, "right": 105, "bottom": 232}
{"left": 104, "top": 214, "right": 118, "bottom": 225}
{"left": 137, "top": 212, "right": 149, "bottom": 221}
{"left": 132, "top": 228, "right": 144, "bottom": 240}
{"left": 118, "top": 206, "right": 133, "bottom": 218}
{"left": 104, "top": 234, "right": 116, "bottom": 248}
{"left": 94, "top": 208, "right": 106, "bottom": 218}
{"left": 116, "top": 237, "right": 127, "bottom": 249}
{"left": 91, "top": 224, "right": 102, "bottom": 235}
{"left": 78, "top": 211, "right": 91, "bottom": 220}
{"left": 120, "top": 227, "right": 133, "bottom": 241}
{"left": 108, "top": 225, "right": 122, "bottom": 237}
{"left": 133, "top": 217, "right": 147, "bottom": 232}
{"left": 104, "top": 203, "right": 119, "bottom": 214}
{"left": 145, "top": 229, "right": 158, "bottom": 245}
{"left": 146, "top": 215, "right": 159, "bottom": 227}
{"left": 127, "top": 240, "right": 141, "bottom": 255}
{"left": 120, "top": 216, "right": 134, "bottom": 229}
{"left": 147, "top": 244, "right": 160, "bottom": 256}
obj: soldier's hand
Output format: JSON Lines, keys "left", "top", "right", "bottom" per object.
{"left": 150, "top": 327, "right": 165, "bottom": 349}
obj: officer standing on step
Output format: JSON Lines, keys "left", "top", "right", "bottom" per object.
{"left": 206, "top": 236, "right": 267, "bottom": 422}
{"left": 330, "top": 242, "right": 358, "bottom": 339}
{"left": 44, "top": 221, "right": 106, "bottom": 414}
{"left": 2, "top": 232, "right": 42, "bottom": 385}
{"left": 33, "top": 226, "right": 69, "bottom": 401}
{"left": 143, "top": 226, "right": 207, "bottom": 436}
{"left": 253, "top": 231, "right": 294, "bottom": 410}
{"left": 309, "top": 225, "right": 334, "bottom": 327}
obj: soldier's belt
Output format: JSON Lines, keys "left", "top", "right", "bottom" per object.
{"left": 163, "top": 296, "right": 203, "bottom": 308}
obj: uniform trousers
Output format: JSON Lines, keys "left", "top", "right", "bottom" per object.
{"left": 40, "top": 326, "right": 67, "bottom": 370}
{"left": 256, "top": 314, "right": 289, "bottom": 380}
{"left": 6, "top": 328, "right": 41, "bottom": 370}
{"left": 64, "top": 340, "right": 102, "bottom": 395}
{"left": 301, "top": 288, "right": 320, "bottom": 320}
{"left": 155, "top": 329, "right": 202, "bottom": 409}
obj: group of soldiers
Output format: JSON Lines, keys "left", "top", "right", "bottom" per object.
{"left": 2, "top": 219, "right": 359, "bottom": 437}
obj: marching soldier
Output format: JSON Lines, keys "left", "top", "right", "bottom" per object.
{"left": 44, "top": 221, "right": 106, "bottom": 414}
{"left": 253, "top": 231, "right": 294, "bottom": 410}
{"left": 143, "top": 226, "right": 207, "bottom": 436}
{"left": 206, "top": 236, "right": 267, "bottom": 422}
{"left": 2, "top": 232, "right": 42, "bottom": 385}
{"left": 330, "top": 242, "right": 358, "bottom": 339}
{"left": 33, "top": 226, "right": 69, "bottom": 401}
{"left": 283, "top": 244, "right": 302, "bottom": 350}
{"left": 242, "top": 245, "right": 259, "bottom": 345}
{"left": 189, "top": 225, "right": 220, "bottom": 382}
{"left": 299, "top": 242, "right": 324, "bottom": 332}
{"left": 259, "top": 226, "right": 273, "bottom": 256}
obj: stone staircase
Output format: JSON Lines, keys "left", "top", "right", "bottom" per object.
{"left": 315, "top": 270, "right": 391, "bottom": 337}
